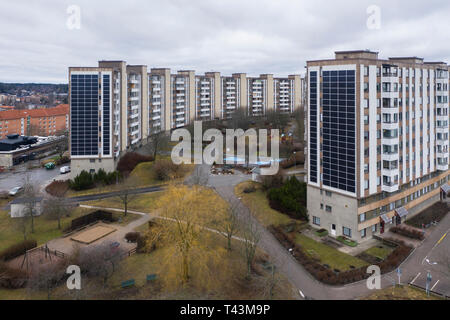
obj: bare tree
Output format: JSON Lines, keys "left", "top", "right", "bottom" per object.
{"left": 115, "top": 177, "right": 139, "bottom": 217}
{"left": 219, "top": 200, "right": 240, "bottom": 251}
{"left": 242, "top": 213, "right": 261, "bottom": 278}
{"left": 27, "top": 262, "right": 66, "bottom": 300}
{"left": 21, "top": 175, "right": 40, "bottom": 233}
{"left": 77, "top": 241, "right": 125, "bottom": 288}
{"left": 43, "top": 197, "right": 73, "bottom": 230}
{"left": 144, "top": 131, "right": 169, "bottom": 159}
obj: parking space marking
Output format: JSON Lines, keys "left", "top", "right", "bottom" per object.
{"left": 411, "top": 272, "right": 421, "bottom": 284}
{"left": 437, "top": 233, "right": 447, "bottom": 246}
{"left": 430, "top": 280, "right": 440, "bottom": 291}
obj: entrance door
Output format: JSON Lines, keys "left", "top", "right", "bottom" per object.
{"left": 331, "top": 224, "right": 336, "bottom": 236}
{"left": 380, "top": 221, "right": 385, "bottom": 234}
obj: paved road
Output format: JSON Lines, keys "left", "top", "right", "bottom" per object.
{"left": 66, "top": 185, "right": 164, "bottom": 203}
{"left": 191, "top": 163, "right": 450, "bottom": 300}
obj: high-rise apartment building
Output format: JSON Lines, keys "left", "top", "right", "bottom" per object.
{"left": 195, "top": 72, "right": 221, "bottom": 121}
{"left": 148, "top": 68, "right": 171, "bottom": 134}
{"left": 247, "top": 74, "right": 274, "bottom": 116}
{"left": 274, "top": 75, "right": 302, "bottom": 113}
{"left": 307, "top": 50, "right": 449, "bottom": 242}
{"left": 69, "top": 67, "right": 115, "bottom": 175}
{"left": 69, "top": 60, "right": 303, "bottom": 176}
{"left": 171, "top": 70, "right": 195, "bottom": 128}
{"left": 220, "top": 73, "right": 247, "bottom": 119}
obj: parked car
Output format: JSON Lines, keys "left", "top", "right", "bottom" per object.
{"left": 45, "top": 162, "right": 55, "bottom": 170}
{"left": 60, "top": 166, "right": 71, "bottom": 174}
{"left": 9, "top": 186, "right": 23, "bottom": 196}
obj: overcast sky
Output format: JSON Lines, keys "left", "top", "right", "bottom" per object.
{"left": 0, "top": 0, "right": 449, "bottom": 83}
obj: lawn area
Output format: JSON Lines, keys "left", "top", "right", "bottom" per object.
{"left": 83, "top": 191, "right": 163, "bottom": 214}
{"left": 235, "top": 181, "right": 296, "bottom": 227}
{"left": 0, "top": 199, "right": 92, "bottom": 252}
{"left": 362, "top": 285, "right": 443, "bottom": 300}
{"left": 66, "top": 158, "right": 194, "bottom": 198}
{"left": 364, "top": 244, "right": 394, "bottom": 261}
{"left": 295, "top": 234, "right": 368, "bottom": 271}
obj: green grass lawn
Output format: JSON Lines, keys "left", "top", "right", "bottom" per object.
{"left": 364, "top": 244, "right": 394, "bottom": 260}
{"left": 0, "top": 201, "right": 92, "bottom": 252}
{"left": 295, "top": 234, "right": 368, "bottom": 271}
{"left": 67, "top": 159, "right": 194, "bottom": 198}
{"left": 235, "top": 181, "right": 295, "bottom": 227}
{"left": 84, "top": 191, "right": 163, "bottom": 214}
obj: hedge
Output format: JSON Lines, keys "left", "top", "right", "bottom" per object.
{"left": 267, "top": 176, "right": 308, "bottom": 221}
{"left": 0, "top": 263, "right": 28, "bottom": 289}
{"left": 390, "top": 225, "right": 425, "bottom": 240}
{"left": 0, "top": 240, "right": 37, "bottom": 262}
{"left": 66, "top": 210, "right": 116, "bottom": 232}
{"left": 268, "top": 225, "right": 412, "bottom": 285}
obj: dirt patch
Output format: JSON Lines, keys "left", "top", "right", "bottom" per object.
{"left": 406, "top": 202, "right": 449, "bottom": 228}
{"left": 71, "top": 224, "right": 117, "bottom": 244}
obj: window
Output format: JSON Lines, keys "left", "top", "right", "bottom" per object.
{"left": 343, "top": 227, "right": 352, "bottom": 238}
{"left": 325, "top": 191, "right": 332, "bottom": 197}
{"left": 361, "top": 228, "right": 366, "bottom": 238}
{"left": 372, "top": 224, "right": 377, "bottom": 233}
{"left": 364, "top": 180, "right": 369, "bottom": 190}
{"left": 325, "top": 205, "right": 332, "bottom": 213}
{"left": 359, "top": 213, "right": 366, "bottom": 222}
{"left": 313, "top": 216, "right": 320, "bottom": 226}
{"left": 320, "top": 203, "right": 324, "bottom": 210}
{"left": 89, "top": 159, "right": 96, "bottom": 163}
{"left": 89, "top": 169, "right": 95, "bottom": 174}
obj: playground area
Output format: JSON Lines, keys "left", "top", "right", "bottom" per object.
{"left": 6, "top": 245, "right": 66, "bottom": 274}
{"left": 70, "top": 224, "right": 117, "bottom": 244}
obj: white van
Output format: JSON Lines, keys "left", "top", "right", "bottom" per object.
{"left": 60, "top": 166, "right": 71, "bottom": 174}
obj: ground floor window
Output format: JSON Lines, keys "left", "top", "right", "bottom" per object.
{"left": 371, "top": 224, "right": 377, "bottom": 233}
{"left": 312, "top": 216, "right": 320, "bottom": 226}
{"left": 343, "top": 226, "right": 352, "bottom": 238}
{"left": 360, "top": 228, "right": 366, "bottom": 238}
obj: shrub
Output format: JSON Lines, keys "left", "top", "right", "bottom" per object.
{"left": 0, "top": 240, "right": 37, "bottom": 262}
{"left": 261, "top": 172, "right": 284, "bottom": 190}
{"left": 280, "top": 152, "right": 305, "bottom": 169}
{"left": 117, "top": 152, "right": 154, "bottom": 176}
{"left": 390, "top": 225, "right": 425, "bottom": 240}
{"left": 125, "top": 232, "right": 140, "bottom": 243}
{"left": 0, "top": 262, "right": 28, "bottom": 289}
{"left": 315, "top": 229, "right": 328, "bottom": 237}
{"left": 267, "top": 176, "right": 308, "bottom": 221}
{"left": 243, "top": 185, "right": 256, "bottom": 193}
{"left": 69, "top": 170, "right": 95, "bottom": 191}
{"left": 153, "top": 159, "right": 185, "bottom": 181}
{"left": 45, "top": 180, "right": 69, "bottom": 197}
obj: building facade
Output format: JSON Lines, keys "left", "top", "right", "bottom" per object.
{"left": 307, "top": 50, "right": 450, "bottom": 242}
{"left": 69, "top": 61, "right": 303, "bottom": 175}
{"left": 0, "top": 104, "right": 69, "bottom": 139}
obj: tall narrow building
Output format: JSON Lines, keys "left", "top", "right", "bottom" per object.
{"left": 195, "top": 72, "right": 220, "bottom": 121}
{"left": 171, "top": 70, "right": 195, "bottom": 128}
{"left": 221, "top": 73, "right": 247, "bottom": 119}
{"left": 69, "top": 67, "right": 116, "bottom": 176}
{"left": 148, "top": 68, "right": 171, "bottom": 134}
{"left": 307, "top": 50, "right": 449, "bottom": 242}
{"left": 126, "top": 65, "right": 148, "bottom": 146}
{"left": 274, "top": 75, "right": 302, "bottom": 113}
{"left": 247, "top": 74, "right": 274, "bottom": 116}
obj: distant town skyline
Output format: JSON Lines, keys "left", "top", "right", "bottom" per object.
{"left": 1, "top": 0, "right": 449, "bottom": 83}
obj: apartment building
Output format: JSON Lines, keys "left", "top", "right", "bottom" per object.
{"left": 274, "top": 75, "right": 302, "bottom": 113}
{"left": 127, "top": 65, "right": 148, "bottom": 146}
{"left": 148, "top": 68, "right": 171, "bottom": 134}
{"left": 247, "top": 74, "right": 274, "bottom": 116}
{"left": 220, "top": 73, "right": 247, "bottom": 119}
{"left": 69, "top": 67, "right": 115, "bottom": 176}
{"left": 0, "top": 104, "right": 69, "bottom": 139}
{"left": 171, "top": 70, "right": 195, "bottom": 128}
{"left": 307, "top": 50, "right": 450, "bottom": 242}
{"left": 195, "top": 72, "right": 221, "bottom": 121}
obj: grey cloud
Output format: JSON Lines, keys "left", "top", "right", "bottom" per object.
{"left": 0, "top": 0, "right": 449, "bottom": 83}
